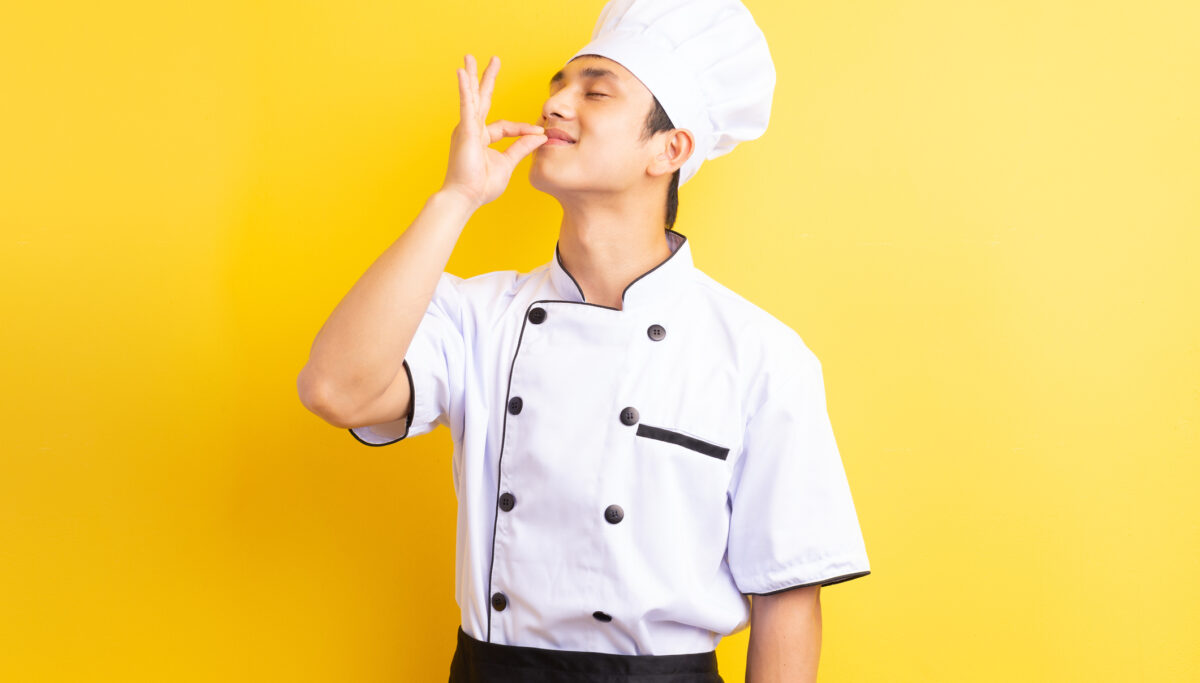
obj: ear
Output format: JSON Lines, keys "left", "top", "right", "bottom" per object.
{"left": 647, "top": 128, "right": 694, "bottom": 179}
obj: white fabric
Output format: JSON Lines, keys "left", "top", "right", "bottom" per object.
{"left": 568, "top": 0, "right": 777, "bottom": 186}
{"left": 349, "top": 229, "right": 871, "bottom": 656}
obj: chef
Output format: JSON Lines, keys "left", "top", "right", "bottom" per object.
{"left": 337, "top": 0, "right": 872, "bottom": 680}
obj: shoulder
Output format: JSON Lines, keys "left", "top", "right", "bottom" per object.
{"left": 685, "top": 268, "right": 825, "bottom": 416}
{"left": 440, "top": 264, "right": 551, "bottom": 327}
{"left": 441, "top": 267, "right": 518, "bottom": 290}
{"left": 445, "top": 263, "right": 554, "bottom": 299}
{"left": 687, "top": 268, "right": 821, "bottom": 368}
{"left": 443, "top": 268, "right": 521, "bottom": 300}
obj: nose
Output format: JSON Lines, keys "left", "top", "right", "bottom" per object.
{"left": 540, "top": 89, "right": 575, "bottom": 126}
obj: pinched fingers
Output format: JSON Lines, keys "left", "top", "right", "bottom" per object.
{"left": 486, "top": 119, "right": 546, "bottom": 144}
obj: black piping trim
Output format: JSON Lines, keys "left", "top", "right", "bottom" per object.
{"left": 485, "top": 301, "right": 535, "bottom": 642}
{"left": 347, "top": 358, "right": 415, "bottom": 447}
{"left": 483, "top": 297, "right": 599, "bottom": 640}
{"left": 554, "top": 227, "right": 688, "bottom": 307}
{"left": 743, "top": 570, "right": 871, "bottom": 595}
{"left": 636, "top": 423, "right": 729, "bottom": 460}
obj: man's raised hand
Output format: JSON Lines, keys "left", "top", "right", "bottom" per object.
{"left": 440, "top": 54, "right": 547, "bottom": 211}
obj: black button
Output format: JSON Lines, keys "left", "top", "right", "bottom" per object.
{"left": 593, "top": 611, "right": 613, "bottom": 622}
{"left": 528, "top": 307, "right": 547, "bottom": 324}
{"left": 647, "top": 324, "right": 666, "bottom": 341}
{"left": 604, "top": 504, "right": 624, "bottom": 524}
{"left": 619, "top": 406, "right": 639, "bottom": 425}
{"left": 491, "top": 592, "right": 508, "bottom": 611}
{"left": 499, "top": 492, "right": 516, "bottom": 511}
{"left": 508, "top": 396, "right": 523, "bottom": 414}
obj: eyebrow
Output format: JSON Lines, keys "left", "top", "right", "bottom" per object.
{"left": 549, "top": 66, "right": 621, "bottom": 87}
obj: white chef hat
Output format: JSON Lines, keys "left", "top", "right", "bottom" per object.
{"left": 567, "top": 0, "right": 776, "bottom": 186}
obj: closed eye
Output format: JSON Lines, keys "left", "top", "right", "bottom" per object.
{"left": 587, "top": 92, "right": 608, "bottom": 98}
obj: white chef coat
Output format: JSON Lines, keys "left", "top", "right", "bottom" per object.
{"left": 349, "top": 228, "right": 871, "bottom": 656}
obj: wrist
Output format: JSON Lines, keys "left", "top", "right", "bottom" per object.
{"left": 433, "top": 186, "right": 481, "bottom": 216}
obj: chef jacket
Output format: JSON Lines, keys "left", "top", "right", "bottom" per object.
{"left": 348, "top": 228, "right": 871, "bottom": 656}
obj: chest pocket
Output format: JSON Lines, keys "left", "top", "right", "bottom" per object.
{"left": 635, "top": 423, "right": 731, "bottom": 461}
{"left": 627, "top": 418, "right": 734, "bottom": 513}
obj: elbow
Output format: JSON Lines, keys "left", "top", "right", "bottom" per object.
{"left": 297, "top": 366, "right": 355, "bottom": 429}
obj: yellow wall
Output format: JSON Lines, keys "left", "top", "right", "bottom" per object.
{"left": 3, "top": 1, "right": 1197, "bottom": 680}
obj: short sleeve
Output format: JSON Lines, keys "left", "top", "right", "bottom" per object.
{"left": 348, "top": 272, "right": 467, "bottom": 446}
{"left": 726, "top": 336, "right": 871, "bottom": 594}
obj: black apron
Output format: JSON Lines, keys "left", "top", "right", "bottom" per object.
{"left": 449, "top": 626, "right": 725, "bottom": 683}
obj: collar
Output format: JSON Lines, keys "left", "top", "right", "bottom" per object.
{"left": 548, "top": 228, "right": 694, "bottom": 312}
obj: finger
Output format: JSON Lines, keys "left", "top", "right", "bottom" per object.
{"left": 461, "top": 55, "right": 478, "bottom": 120}
{"left": 502, "top": 133, "right": 549, "bottom": 166}
{"left": 486, "top": 120, "right": 545, "bottom": 144}
{"left": 456, "top": 68, "right": 475, "bottom": 128}
{"left": 465, "top": 54, "right": 478, "bottom": 103}
{"left": 478, "top": 56, "right": 499, "bottom": 125}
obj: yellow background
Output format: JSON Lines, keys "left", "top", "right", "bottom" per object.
{"left": 3, "top": 0, "right": 1197, "bottom": 680}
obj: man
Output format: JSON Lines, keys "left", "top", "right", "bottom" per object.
{"left": 298, "top": 1, "right": 870, "bottom": 681}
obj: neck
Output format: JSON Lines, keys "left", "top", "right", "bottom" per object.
{"left": 556, "top": 196, "right": 671, "bottom": 311}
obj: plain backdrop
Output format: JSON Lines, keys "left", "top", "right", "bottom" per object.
{"left": 1, "top": 1, "right": 1197, "bottom": 680}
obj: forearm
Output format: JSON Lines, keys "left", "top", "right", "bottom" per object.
{"left": 745, "top": 588, "right": 822, "bottom": 683}
{"left": 298, "top": 189, "right": 475, "bottom": 421}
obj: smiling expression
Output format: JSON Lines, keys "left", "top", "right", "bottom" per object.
{"left": 529, "top": 55, "right": 667, "bottom": 192}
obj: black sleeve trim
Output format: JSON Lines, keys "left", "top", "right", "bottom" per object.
{"left": 347, "top": 359, "right": 415, "bottom": 447}
{"left": 743, "top": 570, "right": 871, "bottom": 595}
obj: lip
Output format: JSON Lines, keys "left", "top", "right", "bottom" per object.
{"left": 542, "top": 138, "right": 575, "bottom": 146}
{"left": 543, "top": 128, "right": 576, "bottom": 144}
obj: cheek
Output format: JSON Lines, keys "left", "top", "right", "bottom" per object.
{"left": 584, "top": 125, "right": 641, "bottom": 164}
{"left": 582, "top": 142, "right": 635, "bottom": 171}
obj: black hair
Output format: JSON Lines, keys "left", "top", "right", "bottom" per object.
{"left": 640, "top": 94, "right": 680, "bottom": 230}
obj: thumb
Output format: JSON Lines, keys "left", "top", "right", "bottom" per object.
{"left": 502, "top": 134, "right": 548, "bottom": 166}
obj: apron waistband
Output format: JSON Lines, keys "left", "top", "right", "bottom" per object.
{"left": 449, "top": 626, "right": 723, "bottom": 682}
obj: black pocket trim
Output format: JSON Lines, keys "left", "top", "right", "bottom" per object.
{"left": 636, "top": 424, "right": 730, "bottom": 460}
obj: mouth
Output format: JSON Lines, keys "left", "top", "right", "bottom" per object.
{"left": 541, "top": 127, "right": 577, "bottom": 146}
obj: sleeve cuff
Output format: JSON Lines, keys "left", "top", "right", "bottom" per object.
{"left": 347, "top": 359, "right": 416, "bottom": 447}
{"left": 736, "top": 555, "right": 872, "bottom": 595}
{"left": 742, "top": 569, "right": 871, "bottom": 595}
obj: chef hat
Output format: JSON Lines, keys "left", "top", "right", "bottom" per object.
{"left": 567, "top": 0, "right": 776, "bottom": 186}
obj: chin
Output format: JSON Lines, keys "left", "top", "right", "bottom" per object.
{"left": 528, "top": 162, "right": 575, "bottom": 196}
{"left": 529, "top": 161, "right": 618, "bottom": 196}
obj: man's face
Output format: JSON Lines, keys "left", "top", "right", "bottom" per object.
{"left": 529, "top": 55, "right": 664, "bottom": 195}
